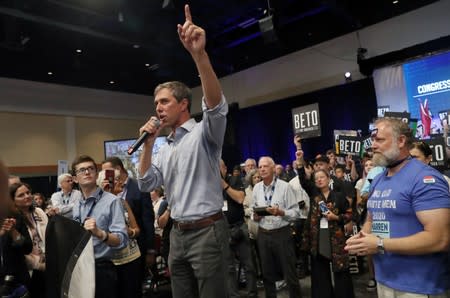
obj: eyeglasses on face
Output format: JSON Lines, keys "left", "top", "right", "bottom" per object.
{"left": 75, "top": 166, "right": 96, "bottom": 175}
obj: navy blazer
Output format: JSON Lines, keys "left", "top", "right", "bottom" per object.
{"left": 125, "top": 177, "right": 155, "bottom": 253}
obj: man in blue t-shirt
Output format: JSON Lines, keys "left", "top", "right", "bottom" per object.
{"left": 345, "top": 118, "right": 450, "bottom": 297}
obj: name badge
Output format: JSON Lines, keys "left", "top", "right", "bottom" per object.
{"left": 320, "top": 217, "right": 329, "bottom": 229}
{"left": 222, "top": 200, "right": 228, "bottom": 211}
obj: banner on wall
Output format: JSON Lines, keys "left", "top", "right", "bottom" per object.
{"left": 291, "top": 103, "right": 321, "bottom": 139}
{"left": 57, "top": 160, "right": 68, "bottom": 176}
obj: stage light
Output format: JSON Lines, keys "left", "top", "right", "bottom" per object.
{"left": 76, "top": 49, "right": 82, "bottom": 53}
{"left": 344, "top": 72, "right": 352, "bottom": 82}
{"left": 109, "top": 81, "right": 115, "bottom": 84}
{"left": 48, "top": 72, "right": 53, "bottom": 75}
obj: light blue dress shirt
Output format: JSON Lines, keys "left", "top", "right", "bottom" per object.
{"left": 360, "top": 166, "right": 385, "bottom": 195}
{"left": 138, "top": 96, "right": 228, "bottom": 221}
{"left": 251, "top": 177, "right": 300, "bottom": 230}
{"left": 73, "top": 187, "right": 128, "bottom": 259}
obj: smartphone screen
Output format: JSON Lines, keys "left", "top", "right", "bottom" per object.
{"left": 318, "top": 200, "right": 329, "bottom": 214}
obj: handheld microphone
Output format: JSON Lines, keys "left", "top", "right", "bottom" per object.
{"left": 127, "top": 118, "right": 160, "bottom": 155}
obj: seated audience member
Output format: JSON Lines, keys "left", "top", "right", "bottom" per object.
{"left": 10, "top": 183, "right": 48, "bottom": 298}
{"left": 49, "top": 173, "right": 82, "bottom": 219}
{"left": 252, "top": 156, "right": 302, "bottom": 298}
{"left": 410, "top": 141, "right": 450, "bottom": 189}
{"left": 301, "top": 169, "right": 355, "bottom": 298}
{"left": 97, "top": 169, "right": 142, "bottom": 298}
{"left": 72, "top": 155, "right": 128, "bottom": 298}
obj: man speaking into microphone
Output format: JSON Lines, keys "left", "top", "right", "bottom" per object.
{"left": 137, "top": 4, "right": 229, "bottom": 298}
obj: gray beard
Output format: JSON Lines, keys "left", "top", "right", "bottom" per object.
{"left": 372, "top": 144, "right": 400, "bottom": 167}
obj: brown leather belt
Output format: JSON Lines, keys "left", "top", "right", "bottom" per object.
{"left": 173, "top": 211, "right": 224, "bottom": 231}
{"left": 259, "top": 225, "right": 290, "bottom": 234}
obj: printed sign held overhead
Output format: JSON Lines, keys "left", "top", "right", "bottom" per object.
{"left": 423, "top": 137, "right": 448, "bottom": 172}
{"left": 291, "top": 103, "right": 321, "bottom": 139}
{"left": 384, "top": 111, "right": 410, "bottom": 124}
{"left": 335, "top": 135, "right": 364, "bottom": 157}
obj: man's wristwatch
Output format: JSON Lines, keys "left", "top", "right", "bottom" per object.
{"left": 376, "top": 236, "right": 385, "bottom": 254}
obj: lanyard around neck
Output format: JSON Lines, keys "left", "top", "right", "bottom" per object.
{"left": 263, "top": 178, "right": 277, "bottom": 205}
{"left": 61, "top": 191, "right": 72, "bottom": 204}
{"left": 77, "top": 190, "right": 103, "bottom": 225}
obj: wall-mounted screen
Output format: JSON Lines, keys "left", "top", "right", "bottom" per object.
{"left": 373, "top": 50, "right": 450, "bottom": 139}
{"left": 104, "top": 136, "right": 168, "bottom": 178}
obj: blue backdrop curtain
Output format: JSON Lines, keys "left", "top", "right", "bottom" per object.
{"left": 231, "top": 78, "right": 378, "bottom": 166}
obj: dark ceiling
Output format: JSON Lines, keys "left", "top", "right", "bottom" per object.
{"left": 0, "top": 0, "right": 438, "bottom": 96}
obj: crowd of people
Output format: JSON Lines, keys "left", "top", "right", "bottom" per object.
{"left": 1, "top": 4, "right": 449, "bottom": 298}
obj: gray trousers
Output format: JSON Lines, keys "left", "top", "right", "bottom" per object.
{"left": 228, "top": 222, "right": 258, "bottom": 298}
{"left": 257, "top": 225, "right": 302, "bottom": 298}
{"left": 169, "top": 218, "right": 229, "bottom": 298}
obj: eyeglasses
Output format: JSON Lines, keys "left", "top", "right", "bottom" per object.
{"left": 75, "top": 166, "right": 96, "bottom": 175}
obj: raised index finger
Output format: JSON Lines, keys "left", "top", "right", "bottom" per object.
{"left": 184, "top": 4, "right": 192, "bottom": 22}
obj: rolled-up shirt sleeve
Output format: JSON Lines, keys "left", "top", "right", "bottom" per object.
{"left": 282, "top": 184, "right": 300, "bottom": 220}
{"left": 109, "top": 197, "right": 129, "bottom": 250}
{"left": 138, "top": 163, "right": 163, "bottom": 192}
{"left": 201, "top": 94, "right": 228, "bottom": 149}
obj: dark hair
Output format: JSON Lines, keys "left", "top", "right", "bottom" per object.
{"left": 33, "top": 193, "right": 48, "bottom": 209}
{"left": 102, "top": 156, "right": 125, "bottom": 171}
{"left": 411, "top": 141, "right": 433, "bottom": 157}
{"left": 154, "top": 81, "right": 192, "bottom": 113}
{"left": 71, "top": 155, "right": 97, "bottom": 176}
{"left": 9, "top": 182, "right": 34, "bottom": 226}
{"left": 326, "top": 149, "right": 335, "bottom": 156}
{"left": 152, "top": 186, "right": 165, "bottom": 197}
{"left": 335, "top": 164, "right": 346, "bottom": 172}
{"left": 9, "top": 182, "right": 31, "bottom": 201}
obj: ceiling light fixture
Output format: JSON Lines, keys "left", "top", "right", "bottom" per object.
{"left": 145, "top": 63, "right": 150, "bottom": 67}
{"left": 109, "top": 81, "right": 115, "bottom": 84}
{"left": 393, "top": 0, "right": 399, "bottom": 4}
{"left": 344, "top": 71, "right": 352, "bottom": 82}
{"left": 76, "top": 49, "right": 82, "bottom": 53}
{"left": 48, "top": 72, "right": 53, "bottom": 75}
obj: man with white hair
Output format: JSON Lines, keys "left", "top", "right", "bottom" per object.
{"left": 49, "top": 173, "right": 82, "bottom": 218}
{"left": 252, "top": 156, "right": 302, "bottom": 297}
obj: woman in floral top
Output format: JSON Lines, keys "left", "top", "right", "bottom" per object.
{"left": 302, "top": 169, "right": 354, "bottom": 298}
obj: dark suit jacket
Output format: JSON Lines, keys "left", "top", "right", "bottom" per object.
{"left": 125, "top": 177, "right": 155, "bottom": 253}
